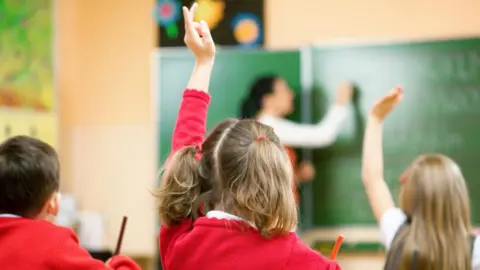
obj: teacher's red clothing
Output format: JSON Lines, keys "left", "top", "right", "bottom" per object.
{"left": 0, "top": 217, "right": 140, "bottom": 270}
{"left": 159, "top": 89, "right": 340, "bottom": 270}
{"left": 285, "top": 146, "right": 300, "bottom": 203}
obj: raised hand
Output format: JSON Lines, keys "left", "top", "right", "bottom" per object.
{"left": 182, "top": 3, "right": 215, "bottom": 64}
{"left": 370, "top": 87, "right": 403, "bottom": 121}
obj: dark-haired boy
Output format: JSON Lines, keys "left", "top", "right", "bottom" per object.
{"left": 0, "top": 136, "right": 140, "bottom": 270}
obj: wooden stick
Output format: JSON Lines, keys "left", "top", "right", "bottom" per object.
{"left": 114, "top": 216, "right": 128, "bottom": 255}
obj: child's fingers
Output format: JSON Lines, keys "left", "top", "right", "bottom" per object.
{"left": 393, "top": 87, "right": 403, "bottom": 97}
{"left": 200, "top": 21, "right": 214, "bottom": 46}
{"left": 382, "top": 87, "right": 402, "bottom": 102}
{"left": 395, "top": 92, "right": 404, "bottom": 104}
{"left": 183, "top": 6, "right": 200, "bottom": 43}
{"left": 192, "top": 22, "right": 204, "bottom": 40}
{"left": 189, "top": 3, "right": 198, "bottom": 20}
{"left": 389, "top": 87, "right": 401, "bottom": 96}
{"left": 192, "top": 22, "right": 201, "bottom": 31}
{"left": 379, "top": 93, "right": 396, "bottom": 104}
{"left": 392, "top": 87, "right": 403, "bottom": 103}
{"left": 182, "top": 6, "right": 195, "bottom": 34}
{"left": 182, "top": 6, "right": 190, "bottom": 26}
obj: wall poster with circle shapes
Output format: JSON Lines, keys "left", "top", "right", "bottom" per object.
{"left": 155, "top": 0, "right": 264, "bottom": 48}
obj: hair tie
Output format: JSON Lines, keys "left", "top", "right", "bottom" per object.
{"left": 256, "top": 136, "right": 267, "bottom": 141}
{"left": 194, "top": 145, "right": 203, "bottom": 161}
{"left": 399, "top": 170, "right": 408, "bottom": 183}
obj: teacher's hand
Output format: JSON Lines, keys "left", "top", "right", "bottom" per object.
{"left": 335, "top": 81, "right": 354, "bottom": 106}
{"left": 297, "top": 161, "right": 316, "bottom": 183}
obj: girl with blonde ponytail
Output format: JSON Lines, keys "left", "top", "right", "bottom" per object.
{"left": 156, "top": 3, "right": 340, "bottom": 270}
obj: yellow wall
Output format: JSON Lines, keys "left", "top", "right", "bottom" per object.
{"left": 56, "top": 0, "right": 480, "bottom": 265}
{"left": 57, "top": 0, "right": 157, "bottom": 257}
{"left": 266, "top": 0, "right": 480, "bottom": 48}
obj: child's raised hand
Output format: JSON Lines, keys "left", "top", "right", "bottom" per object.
{"left": 182, "top": 3, "right": 215, "bottom": 64}
{"left": 370, "top": 87, "right": 403, "bottom": 121}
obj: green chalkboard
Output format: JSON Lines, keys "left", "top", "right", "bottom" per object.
{"left": 309, "top": 38, "right": 480, "bottom": 226}
{"left": 155, "top": 49, "right": 301, "bottom": 164}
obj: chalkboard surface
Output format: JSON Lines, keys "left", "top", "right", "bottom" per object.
{"left": 309, "top": 38, "right": 480, "bottom": 226}
{"left": 155, "top": 49, "right": 301, "bottom": 164}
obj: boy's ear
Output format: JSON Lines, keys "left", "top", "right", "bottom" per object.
{"left": 47, "top": 193, "right": 61, "bottom": 216}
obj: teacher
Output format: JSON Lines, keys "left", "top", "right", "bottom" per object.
{"left": 240, "top": 75, "right": 353, "bottom": 187}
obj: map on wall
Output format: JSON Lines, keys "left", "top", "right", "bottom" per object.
{"left": 0, "top": 0, "right": 57, "bottom": 146}
{"left": 155, "top": 0, "right": 264, "bottom": 48}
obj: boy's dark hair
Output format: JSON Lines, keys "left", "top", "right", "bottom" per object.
{"left": 0, "top": 136, "right": 60, "bottom": 217}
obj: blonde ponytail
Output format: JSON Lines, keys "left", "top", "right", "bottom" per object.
{"left": 156, "top": 146, "right": 201, "bottom": 226}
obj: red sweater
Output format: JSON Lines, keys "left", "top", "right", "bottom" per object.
{"left": 159, "top": 89, "right": 340, "bottom": 270}
{"left": 0, "top": 217, "right": 140, "bottom": 270}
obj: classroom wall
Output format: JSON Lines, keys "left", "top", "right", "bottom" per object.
{"left": 57, "top": 0, "right": 157, "bottom": 258}
{"left": 266, "top": 0, "right": 480, "bottom": 48}
{"left": 56, "top": 0, "right": 480, "bottom": 267}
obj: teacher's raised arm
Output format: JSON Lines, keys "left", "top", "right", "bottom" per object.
{"left": 241, "top": 77, "right": 353, "bottom": 148}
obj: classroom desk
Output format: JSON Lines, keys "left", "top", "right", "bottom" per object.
{"left": 303, "top": 227, "right": 480, "bottom": 269}
{"left": 312, "top": 241, "right": 386, "bottom": 270}
{"left": 336, "top": 252, "right": 385, "bottom": 269}
{"left": 301, "top": 227, "right": 386, "bottom": 270}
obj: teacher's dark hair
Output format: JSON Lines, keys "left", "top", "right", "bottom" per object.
{"left": 240, "top": 75, "right": 279, "bottom": 119}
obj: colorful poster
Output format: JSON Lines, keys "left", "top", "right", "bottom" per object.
{"left": 0, "top": 0, "right": 56, "bottom": 146}
{"left": 0, "top": 111, "right": 57, "bottom": 147}
{"left": 155, "top": 0, "right": 264, "bottom": 48}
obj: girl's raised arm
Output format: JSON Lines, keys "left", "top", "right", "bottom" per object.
{"left": 361, "top": 87, "right": 403, "bottom": 222}
{"left": 171, "top": 3, "right": 215, "bottom": 152}
{"left": 157, "top": 4, "right": 216, "bottom": 265}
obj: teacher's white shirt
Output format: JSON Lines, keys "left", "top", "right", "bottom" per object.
{"left": 257, "top": 105, "right": 348, "bottom": 147}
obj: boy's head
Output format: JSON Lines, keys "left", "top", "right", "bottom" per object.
{"left": 0, "top": 136, "right": 60, "bottom": 219}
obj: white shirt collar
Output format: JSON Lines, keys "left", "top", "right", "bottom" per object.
{"left": 206, "top": 210, "right": 245, "bottom": 221}
{"left": 206, "top": 210, "right": 297, "bottom": 233}
{"left": 206, "top": 210, "right": 256, "bottom": 228}
{"left": 0, "top": 214, "right": 20, "bottom": 218}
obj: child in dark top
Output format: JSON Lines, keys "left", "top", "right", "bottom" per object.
{"left": 155, "top": 3, "right": 340, "bottom": 270}
{"left": 0, "top": 136, "right": 140, "bottom": 270}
